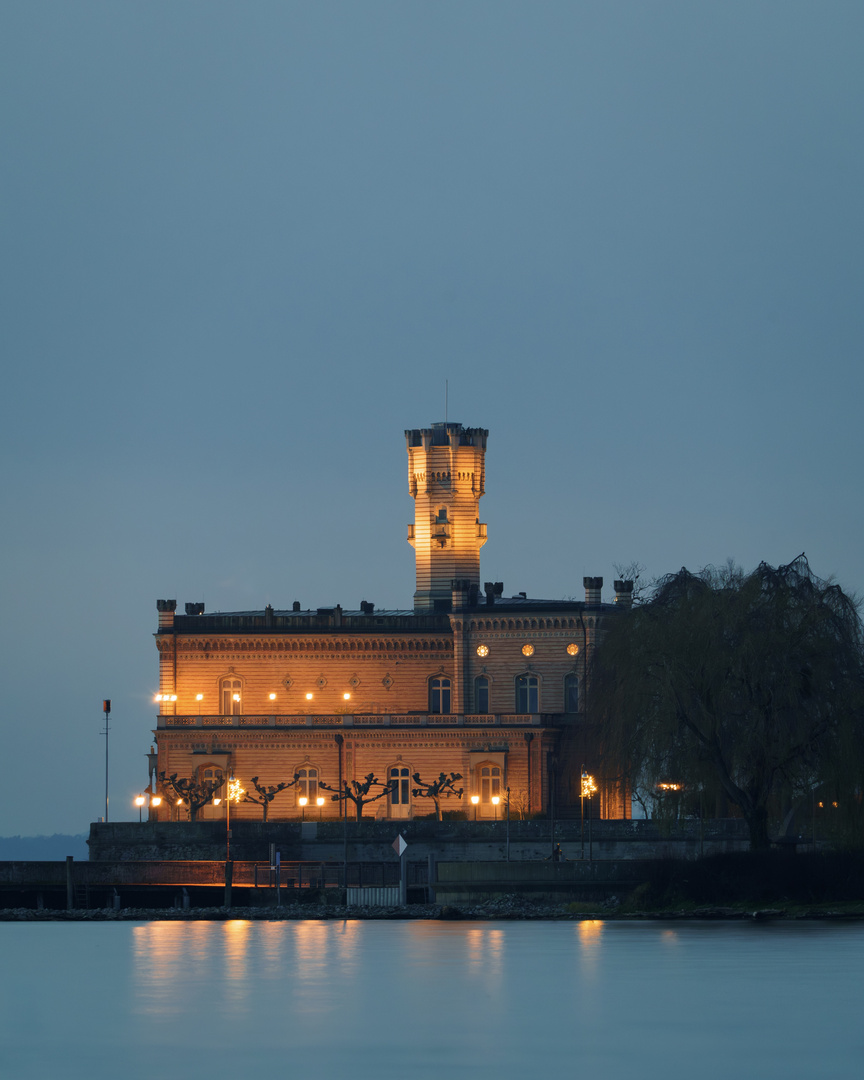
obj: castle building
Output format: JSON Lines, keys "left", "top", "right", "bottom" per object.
{"left": 149, "top": 422, "right": 631, "bottom": 822}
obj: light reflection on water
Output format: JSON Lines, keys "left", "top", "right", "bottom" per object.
{"left": 1, "top": 919, "right": 863, "bottom": 1080}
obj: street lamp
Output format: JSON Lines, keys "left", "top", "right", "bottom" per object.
{"left": 581, "top": 768, "right": 597, "bottom": 861}
{"left": 299, "top": 795, "right": 308, "bottom": 821}
{"left": 317, "top": 796, "right": 325, "bottom": 820}
{"left": 471, "top": 794, "right": 479, "bottom": 821}
{"left": 135, "top": 791, "right": 163, "bottom": 822}
{"left": 491, "top": 794, "right": 500, "bottom": 820}
{"left": 226, "top": 773, "right": 244, "bottom": 861}
{"left": 504, "top": 786, "right": 511, "bottom": 861}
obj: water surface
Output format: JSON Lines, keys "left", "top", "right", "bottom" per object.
{"left": 1, "top": 919, "right": 861, "bottom": 1079}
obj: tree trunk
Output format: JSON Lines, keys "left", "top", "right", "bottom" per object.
{"left": 262, "top": 801, "right": 269, "bottom": 822}
{"left": 434, "top": 799, "right": 441, "bottom": 822}
{"left": 745, "top": 805, "right": 770, "bottom": 850}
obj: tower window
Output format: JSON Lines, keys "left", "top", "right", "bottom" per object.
{"left": 475, "top": 676, "right": 489, "bottom": 714}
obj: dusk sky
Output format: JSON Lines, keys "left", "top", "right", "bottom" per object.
{"left": 2, "top": 1, "right": 862, "bottom": 837}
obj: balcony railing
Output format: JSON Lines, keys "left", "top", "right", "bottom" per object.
{"left": 159, "top": 713, "right": 543, "bottom": 729}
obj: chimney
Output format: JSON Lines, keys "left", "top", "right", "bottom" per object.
{"left": 156, "top": 599, "right": 177, "bottom": 628}
{"left": 583, "top": 577, "right": 603, "bottom": 605}
{"left": 360, "top": 600, "right": 375, "bottom": 615}
{"left": 451, "top": 579, "right": 470, "bottom": 611}
{"left": 292, "top": 601, "right": 301, "bottom": 612}
{"left": 483, "top": 582, "right": 504, "bottom": 606}
{"left": 185, "top": 602, "right": 205, "bottom": 616}
{"left": 613, "top": 580, "right": 634, "bottom": 609}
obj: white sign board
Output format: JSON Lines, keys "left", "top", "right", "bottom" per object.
{"left": 392, "top": 834, "right": 408, "bottom": 857}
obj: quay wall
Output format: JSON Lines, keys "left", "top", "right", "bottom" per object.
{"left": 87, "top": 818, "right": 750, "bottom": 863}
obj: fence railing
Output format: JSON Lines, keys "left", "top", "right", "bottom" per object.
{"left": 0, "top": 860, "right": 428, "bottom": 890}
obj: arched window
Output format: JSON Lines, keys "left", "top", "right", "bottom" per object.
{"left": 296, "top": 767, "right": 318, "bottom": 803}
{"left": 516, "top": 674, "right": 539, "bottom": 713}
{"left": 429, "top": 676, "right": 451, "bottom": 713}
{"left": 221, "top": 678, "right": 242, "bottom": 714}
{"left": 389, "top": 766, "right": 411, "bottom": 818}
{"left": 474, "top": 676, "right": 489, "bottom": 714}
{"left": 479, "top": 765, "right": 501, "bottom": 804}
{"left": 564, "top": 674, "right": 579, "bottom": 713}
{"left": 198, "top": 765, "right": 224, "bottom": 820}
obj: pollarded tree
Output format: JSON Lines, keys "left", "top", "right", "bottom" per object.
{"left": 243, "top": 775, "right": 299, "bottom": 821}
{"left": 158, "top": 771, "right": 224, "bottom": 823}
{"left": 411, "top": 772, "right": 463, "bottom": 820}
{"left": 318, "top": 774, "right": 391, "bottom": 821}
{"left": 592, "top": 556, "right": 864, "bottom": 849}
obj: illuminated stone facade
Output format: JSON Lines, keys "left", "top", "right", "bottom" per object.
{"left": 150, "top": 423, "right": 631, "bottom": 822}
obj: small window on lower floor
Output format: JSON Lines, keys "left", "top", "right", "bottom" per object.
{"left": 296, "top": 768, "right": 318, "bottom": 802}
{"left": 389, "top": 767, "right": 410, "bottom": 804}
{"left": 479, "top": 765, "right": 501, "bottom": 804}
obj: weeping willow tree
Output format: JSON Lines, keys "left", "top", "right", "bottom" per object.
{"left": 593, "top": 556, "right": 864, "bottom": 849}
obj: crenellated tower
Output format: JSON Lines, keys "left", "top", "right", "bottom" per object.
{"left": 405, "top": 422, "right": 488, "bottom": 612}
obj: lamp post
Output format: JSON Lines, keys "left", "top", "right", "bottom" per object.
{"left": 317, "top": 796, "right": 325, "bottom": 820}
{"left": 580, "top": 769, "right": 585, "bottom": 859}
{"left": 581, "top": 768, "right": 597, "bottom": 860}
{"left": 471, "top": 794, "right": 479, "bottom": 821}
{"left": 102, "top": 699, "right": 111, "bottom": 822}
{"left": 299, "top": 796, "right": 308, "bottom": 821}
{"left": 136, "top": 791, "right": 162, "bottom": 823}
{"left": 505, "top": 786, "right": 511, "bottom": 861}
{"left": 226, "top": 773, "right": 244, "bottom": 861}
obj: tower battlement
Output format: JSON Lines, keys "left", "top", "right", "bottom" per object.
{"left": 404, "top": 422, "right": 488, "bottom": 449}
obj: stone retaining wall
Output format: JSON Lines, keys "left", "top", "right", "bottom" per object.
{"left": 88, "top": 818, "right": 750, "bottom": 862}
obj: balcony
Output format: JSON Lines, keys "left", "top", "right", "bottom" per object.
{"left": 158, "top": 713, "right": 543, "bottom": 729}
